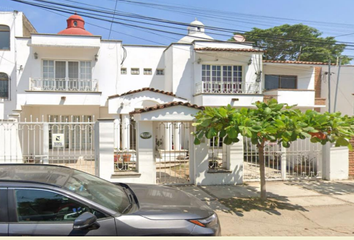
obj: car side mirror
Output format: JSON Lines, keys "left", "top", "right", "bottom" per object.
{"left": 73, "top": 212, "right": 100, "bottom": 231}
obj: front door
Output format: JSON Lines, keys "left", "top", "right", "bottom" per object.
{"left": 8, "top": 188, "right": 116, "bottom": 236}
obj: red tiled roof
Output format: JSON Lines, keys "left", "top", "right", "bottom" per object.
{"left": 130, "top": 101, "right": 204, "bottom": 114}
{"left": 263, "top": 60, "right": 335, "bottom": 65}
{"left": 194, "top": 47, "right": 264, "bottom": 52}
{"left": 108, "top": 88, "right": 185, "bottom": 100}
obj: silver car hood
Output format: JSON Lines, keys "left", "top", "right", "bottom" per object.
{"left": 126, "top": 183, "right": 214, "bottom": 220}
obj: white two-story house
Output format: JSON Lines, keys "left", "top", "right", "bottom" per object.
{"left": 1, "top": 11, "right": 349, "bottom": 185}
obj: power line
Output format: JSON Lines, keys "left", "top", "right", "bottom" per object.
{"left": 9, "top": 0, "right": 354, "bottom": 59}
{"left": 108, "top": 0, "right": 118, "bottom": 39}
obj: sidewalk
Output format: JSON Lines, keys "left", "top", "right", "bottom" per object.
{"left": 175, "top": 180, "right": 354, "bottom": 236}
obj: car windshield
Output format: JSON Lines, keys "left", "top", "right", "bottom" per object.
{"left": 63, "top": 170, "right": 130, "bottom": 214}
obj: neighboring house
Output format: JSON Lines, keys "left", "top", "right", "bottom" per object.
{"left": 0, "top": 11, "right": 351, "bottom": 185}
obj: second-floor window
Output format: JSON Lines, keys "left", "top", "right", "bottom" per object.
{"left": 42, "top": 60, "right": 92, "bottom": 91}
{"left": 131, "top": 68, "right": 140, "bottom": 75}
{"left": 201, "top": 65, "right": 242, "bottom": 93}
{"left": 0, "top": 25, "right": 10, "bottom": 50}
{"left": 265, "top": 75, "right": 297, "bottom": 90}
{"left": 156, "top": 69, "right": 164, "bottom": 75}
{"left": 144, "top": 68, "right": 152, "bottom": 75}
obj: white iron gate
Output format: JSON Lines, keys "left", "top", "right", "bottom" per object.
{"left": 243, "top": 138, "right": 322, "bottom": 181}
{"left": 155, "top": 122, "right": 191, "bottom": 185}
{"left": 0, "top": 116, "right": 96, "bottom": 175}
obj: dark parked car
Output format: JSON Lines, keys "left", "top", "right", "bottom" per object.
{"left": 0, "top": 164, "right": 220, "bottom": 236}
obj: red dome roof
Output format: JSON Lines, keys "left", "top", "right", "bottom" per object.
{"left": 67, "top": 14, "right": 84, "bottom": 21}
{"left": 58, "top": 13, "right": 92, "bottom": 36}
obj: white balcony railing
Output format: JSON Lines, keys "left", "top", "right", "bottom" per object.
{"left": 29, "top": 78, "right": 98, "bottom": 92}
{"left": 195, "top": 81, "right": 260, "bottom": 94}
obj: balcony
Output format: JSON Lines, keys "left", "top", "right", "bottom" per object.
{"left": 263, "top": 89, "right": 317, "bottom": 107}
{"left": 29, "top": 78, "right": 99, "bottom": 92}
{"left": 194, "top": 81, "right": 263, "bottom": 107}
{"left": 195, "top": 81, "right": 260, "bottom": 95}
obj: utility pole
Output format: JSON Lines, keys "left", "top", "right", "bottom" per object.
{"left": 328, "top": 59, "right": 331, "bottom": 113}
{"left": 334, "top": 57, "right": 342, "bottom": 112}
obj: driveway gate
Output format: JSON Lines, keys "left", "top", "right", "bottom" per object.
{"left": 154, "top": 122, "right": 191, "bottom": 185}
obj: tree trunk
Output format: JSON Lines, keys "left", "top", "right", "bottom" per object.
{"left": 258, "top": 141, "right": 267, "bottom": 201}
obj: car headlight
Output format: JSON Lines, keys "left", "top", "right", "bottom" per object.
{"left": 189, "top": 213, "right": 218, "bottom": 228}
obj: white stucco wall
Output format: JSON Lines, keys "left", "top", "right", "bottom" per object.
{"left": 320, "top": 65, "right": 354, "bottom": 115}
{"left": 194, "top": 41, "right": 253, "bottom": 49}
{"left": 108, "top": 91, "right": 187, "bottom": 115}
{"left": 164, "top": 46, "right": 173, "bottom": 93}
{"left": 119, "top": 45, "right": 166, "bottom": 94}
{"left": 194, "top": 94, "right": 263, "bottom": 107}
{"left": 0, "top": 12, "right": 26, "bottom": 118}
{"left": 169, "top": 45, "right": 194, "bottom": 100}
{"left": 133, "top": 105, "right": 200, "bottom": 122}
{"left": 263, "top": 89, "right": 315, "bottom": 107}
{"left": 30, "top": 34, "right": 101, "bottom": 48}
{"left": 263, "top": 64, "right": 315, "bottom": 90}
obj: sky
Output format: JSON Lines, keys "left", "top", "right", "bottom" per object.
{"left": 2, "top": 0, "right": 354, "bottom": 59}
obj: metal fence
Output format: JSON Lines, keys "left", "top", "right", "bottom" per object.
{"left": 243, "top": 138, "right": 322, "bottom": 181}
{"left": 0, "top": 116, "right": 96, "bottom": 175}
{"left": 113, "top": 120, "right": 137, "bottom": 172}
{"left": 207, "top": 137, "right": 227, "bottom": 171}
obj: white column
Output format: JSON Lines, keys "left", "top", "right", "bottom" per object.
{"left": 164, "top": 122, "right": 171, "bottom": 150}
{"left": 121, "top": 114, "right": 130, "bottom": 150}
{"left": 322, "top": 143, "right": 349, "bottom": 180}
{"left": 173, "top": 122, "right": 181, "bottom": 150}
{"left": 42, "top": 123, "right": 49, "bottom": 164}
{"left": 136, "top": 121, "right": 156, "bottom": 184}
{"left": 281, "top": 147, "right": 287, "bottom": 180}
{"left": 114, "top": 118, "right": 120, "bottom": 150}
{"left": 95, "top": 119, "right": 115, "bottom": 178}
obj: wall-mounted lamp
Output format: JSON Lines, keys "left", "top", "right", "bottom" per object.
{"left": 34, "top": 52, "right": 38, "bottom": 59}
{"left": 197, "top": 58, "right": 201, "bottom": 64}
{"left": 95, "top": 54, "right": 98, "bottom": 61}
{"left": 248, "top": 59, "right": 252, "bottom": 65}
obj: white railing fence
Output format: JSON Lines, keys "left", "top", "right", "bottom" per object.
{"left": 195, "top": 81, "right": 260, "bottom": 94}
{"left": 0, "top": 115, "right": 96, "bottom": 175}
{"left": 243, "top": 138, "right": 322, "bottom": 181}
{"left": 30, "top": 78, "right": 98, "bottom": 92}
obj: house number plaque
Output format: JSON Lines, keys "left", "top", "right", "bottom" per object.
{"left": 140, "top": 132, "right": 152, "bottom": 139}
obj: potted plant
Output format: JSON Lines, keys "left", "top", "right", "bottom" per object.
{"left": 122, "top": 154, "right": 131, "bottom": 162}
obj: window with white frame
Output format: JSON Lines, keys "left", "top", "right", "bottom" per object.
{"left": 121, "top": 68, "right": 127, "bottom": 74}
{"left": 131, "top": 68, "right": 140, "bottom": 75}
{"left": 42, "top": 60, "right": 92, "bottom": 91}
{"left": 201, "top": 65, "right": 242, "bottom": 93}
{"left": 156, "top": 69, "right": 164, "bottom": 75}
{"left": 144, "top": 68, "right": 152, "bottom": 75}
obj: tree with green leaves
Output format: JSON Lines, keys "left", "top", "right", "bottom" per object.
{"left": 193, "top": 99, "right": 354, "bottom": 200}
{"left": 230, "top": 24, "right": 351, "bottom": 64}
